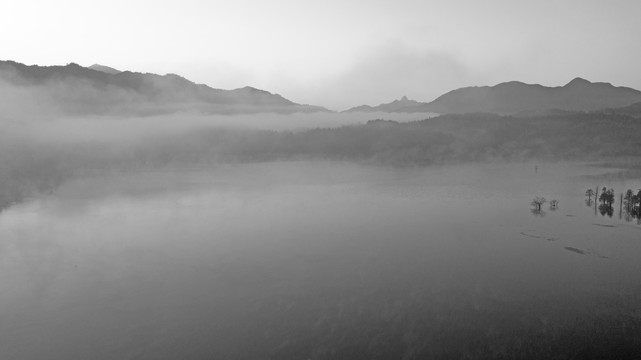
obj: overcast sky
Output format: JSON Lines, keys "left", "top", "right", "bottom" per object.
{"left": 2, "top": 0, "right": 640, "bottom": 110}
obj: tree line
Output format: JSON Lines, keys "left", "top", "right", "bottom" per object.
{"left": 586, "top": 186, "right": 641, "bottom": 219}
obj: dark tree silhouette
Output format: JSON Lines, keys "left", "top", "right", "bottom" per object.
{"left": 598, "top": 187, "right": 603, "bottom": 203}
{"left": 585, "top": 188, "right": 594, "bottom": 201}
{"left": 625, "top": 189, "right": 634, "bottom": 211}
{"left": 631, "top": 190, "right": 641, "bottom": 219}
{"left": 531, "top": 196, "right": 546, "bottom": 211}
{"left": 599, "top": 204, "right": 614, "bottom": 217}
{"left": 599, "top": 187, "right": 615, "bottom": 207}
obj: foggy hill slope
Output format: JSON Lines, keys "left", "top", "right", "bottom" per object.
{"left": 0, "top": 60, "right": 329, "bottom": 115}
{"left": 603, "top": 101, "right": 641, "bottom": 118}
{"left": 252, "top": 112, "right": 641, "bottom": 164}
{"left": 54, "top": 111, "right": 641, "bottom": 167}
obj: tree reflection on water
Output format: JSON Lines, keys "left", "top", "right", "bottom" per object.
{"left": 530, "top": 208, "right": 546, "bottom": 217}
{"left": 585, "top": 186, "right": 641, "bottom": 223}
{"left": 598, "top": 204, "right": 614, "bottom": 218}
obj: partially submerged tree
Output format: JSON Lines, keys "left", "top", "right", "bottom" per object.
{"left": 599, "top": 187, "right": 615, "bottom": 207}
{"left": 585, "top": 188, "right": 594, "bottom": 201}
{"left": 624, "top": 189, "right": 634, "bottom": 211}
{"left": 627, "top": 189, "right": 641, "bottom": 219}
{"left": 531, "top": 196, "right": 546, "bottom": 211}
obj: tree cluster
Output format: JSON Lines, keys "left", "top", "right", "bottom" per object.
{"left": 598, "top": 187, "right": 615, "bottom": 207}
{"left": 587, "top": 186, "right": 641, "bottom": 220}
{"left": 623, "top": 188, "right": 641, "bottom": 218}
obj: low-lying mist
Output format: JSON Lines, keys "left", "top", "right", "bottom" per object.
{"left": 0, "top": 110, "right": 432, "bottom": 210}
{"left": 5, "top": 111, "right": 437, "bottom": 141}
{"left": 2, "top": 108, "right": 641, "bottom": 212}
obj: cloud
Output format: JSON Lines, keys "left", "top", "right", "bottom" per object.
{"left": 291, "top": 42, "right": 482, "bottom": 110}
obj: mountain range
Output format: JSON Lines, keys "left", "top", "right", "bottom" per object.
{"left": 0, "top": 60, "right": 328, "bottom": 115}
{"left": 346, "top": 78, "right": 641, "bottom": 115}
{"left": 2, "top": 59, "right": 641, "bottom": 117}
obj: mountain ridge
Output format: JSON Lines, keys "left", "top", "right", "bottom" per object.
{"left": 3, "top": 59, "right": 641, "bottom": 116}
{"left": 348, "top": 78, "right": 641, "bottom": 115}
{"left": 0, "top": 60, "right": 329, "bottom": 115}
{"left": 88, "top": 64, "right": 121, "bottom": 74}
{"left": 344, "top": 95, "right": 429, "bottom": 113}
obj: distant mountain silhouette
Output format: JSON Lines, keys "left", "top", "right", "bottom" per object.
{"left": 348, "top": 78, "right": 641, "bottom": 115}
{"left": 418, "top": 78, "right": 641, "bottom": 114}
{"left": 88, "top": 64, "right": 121, "bottom": 74}
{"left": 345, "top": 96, "right": 428, "bottom": 113}
{"left": 0, "top": 60, "right": 328, "bottom": 115}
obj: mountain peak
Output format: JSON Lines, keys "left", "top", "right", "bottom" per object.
{"left": 565, "top": 77, "right": 591, "bottom": 87}
{"left": 88, "top": 64, "right": 121, "bottom": 75}
{"left": 392, "top": 96, "right": 415, "bottom": 104}
{"left": 239, "top": 86, "right": 261, "bottom": 92}
{"left": 344, "top": 96, "right": 427, "bottom": 113}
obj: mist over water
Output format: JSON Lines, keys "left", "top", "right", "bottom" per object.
{"left": 1, "top": 161, "right": 640, "bottom": 359}
{"left": 0, "top": 77, "right": 435, "bottom": 138}
{"left": 3, "top": 0, "right": 641, "bottom": 357}
{"left": 3, "top": 69, "right": 641, "bottom": 360}
{"left": 9, "top": 111, "right": 436, "bottom": 140}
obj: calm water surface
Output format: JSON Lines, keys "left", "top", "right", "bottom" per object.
{"left": 1, "top": 162, "right": 640, "bottom": 359}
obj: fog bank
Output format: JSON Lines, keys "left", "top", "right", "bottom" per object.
{"left": 1, "top": 111, "right": 435, "bottom": 143}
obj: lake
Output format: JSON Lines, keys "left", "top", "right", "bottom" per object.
{"left": 1, "top": 161, "right": 640, "bottom": 359}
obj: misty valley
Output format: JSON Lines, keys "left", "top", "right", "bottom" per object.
{"left": 2, "top": 60, "right": 641, "bottom": 359}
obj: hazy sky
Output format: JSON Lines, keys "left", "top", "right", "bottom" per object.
{"left": 2, "top": 0, "right": 640, "bottom": 110}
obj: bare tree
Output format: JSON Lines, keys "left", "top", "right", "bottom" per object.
{"left": 531, "top": 196, "right": 546, "bottom": 211}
